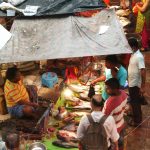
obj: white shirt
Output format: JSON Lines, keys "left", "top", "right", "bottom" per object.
{"left": 77, "top": 111, "right": 119, "bottom": 147}
{"left": 128, "top": 50, "right": 145, "bottom": 87}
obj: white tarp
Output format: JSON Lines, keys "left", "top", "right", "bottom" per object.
{"left": 0, "top": 9, "right": 132, "bottom": 63}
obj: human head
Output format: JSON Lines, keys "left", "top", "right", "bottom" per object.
{"left": 105, "top": 55, "right": 119, "bottom": 69}
{"left": 128, "top": 37, "right": 139, "bottom": 52}
{"left": 91, "top": 94, "right": 103, "bottom": 110}
{"left": 6, "top": 67, "right": 21, "bottom": 83}
{"left": 105, "top": 78, "right": 120, "bottom": 96}
{"left": 5, "top": 133, "right": 19, "bottom": 150}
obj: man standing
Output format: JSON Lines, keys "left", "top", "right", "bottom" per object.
{"left": 77, "top": 94, "right": 119, "bottom": 150}
{"left": 128, "top": 37, "right": 146, "bottom": 126}
{"left": 102, "top": 78, "right": 127, "bottom": 150}
{"left": 102, "top": 78, "right": 127, "bottom": 133}
{"left": 91, "top": 55, "right": 127, "bottom": 101}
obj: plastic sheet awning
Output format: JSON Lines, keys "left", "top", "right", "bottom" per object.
{"left": 0, "top": 0, "right": 106, "bottom": 17}
{"left": 0, "top": 9, "right": 132, "bottom": 63}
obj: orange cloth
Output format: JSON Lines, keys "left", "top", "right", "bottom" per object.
{"left": 103, "top": 0, "right": 110, "bottom": 5}
{"left": 65, "top": 67, "right": 78, "bottom": 84}
{"left": 4, "top": 79, "right": 29, "bottom": 107}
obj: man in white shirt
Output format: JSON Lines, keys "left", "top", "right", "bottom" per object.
{"left": 77, "top": 94, "right": 119, "bottom": 150}
{"left": 128, "top": 37, "right": 146, "bottom": 126}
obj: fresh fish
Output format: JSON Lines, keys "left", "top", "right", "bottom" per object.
{"left": 57, "top": 130, "right": 77, "bottom": 142}
{"left": 52, "top": 140, "right": 78, "bottom": 148}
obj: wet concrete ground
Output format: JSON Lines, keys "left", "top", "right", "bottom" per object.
{"left": 125, "top": 52, "right": 150, "bottom": 150}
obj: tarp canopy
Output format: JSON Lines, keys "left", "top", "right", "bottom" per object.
{"left": 0, "top": 0, "right": 106, "bottom": 17}
{"left": 0, "top": 9, "right": 132, "bottom": 63}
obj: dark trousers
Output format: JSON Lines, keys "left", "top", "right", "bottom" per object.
{"left": 129, "top": 86, "right": 142, "bottom": 124}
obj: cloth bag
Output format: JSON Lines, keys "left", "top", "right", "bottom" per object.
{"left": 140, "top": 94, "right": 148, "bottom": 105}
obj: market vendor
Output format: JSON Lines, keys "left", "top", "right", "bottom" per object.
{"left": 91, "top": 55, "right": 127, "bottom": 101}
{"left": 4, "top": 67, "right": 39, "bottom": 118}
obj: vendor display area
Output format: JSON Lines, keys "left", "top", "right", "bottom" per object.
{"left": 0, "top": 56, "right": 108, "bottom": 149}
{"left": 0, "top": 52, "right": 131, "bottom": 150}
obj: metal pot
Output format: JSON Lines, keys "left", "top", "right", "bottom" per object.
{"left": 28, "top": 142, "right": 47, "bottom": 150}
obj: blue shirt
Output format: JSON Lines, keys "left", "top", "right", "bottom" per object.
{"left": 102, "top": 65, "right": 127, "bottom": 100}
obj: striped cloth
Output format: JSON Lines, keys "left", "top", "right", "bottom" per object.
{"left": 102, "top": 90, "right": 127, "bottom": 133}
{"left": 4, "top": 79, "right": 29, "bottom": 107}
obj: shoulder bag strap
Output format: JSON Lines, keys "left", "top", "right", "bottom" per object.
{"left": 86, "top": 114, "right": 94, "bottom": 124}
{"left": 99, "top": 115, "right": 108, "bottom": 125}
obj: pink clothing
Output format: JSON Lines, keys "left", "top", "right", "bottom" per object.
{"left": 102, "top": 90, "right": 128, "bottom": 133}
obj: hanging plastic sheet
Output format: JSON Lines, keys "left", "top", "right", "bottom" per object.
{"left": 0, "top": 0, "right": 106, "bottom": 17}
{"left": 0, "top": 9, "right": 132, "bottom": 63}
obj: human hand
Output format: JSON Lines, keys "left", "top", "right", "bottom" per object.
{"left": 140, "top": 85, "right": 145, "bottom": 95}
{"left": 91, "top": 81, "right": 96, "bottom": 86}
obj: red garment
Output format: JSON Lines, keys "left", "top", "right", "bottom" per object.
{"left": 103, "top": 0, "right": 110, "bottom": 5}
{"left": 75, "top": 10, "right": 100, "bottom": 17}
{"left": 103, "top": 90, "right": 127, "bottom": 133}
{"left": 142, "top": 22, "right": 150, "bottom": 49}
{"left": 65, "top": 67, "right": 78, "bottom": 84}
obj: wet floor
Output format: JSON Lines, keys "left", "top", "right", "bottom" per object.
{"left": 125, "top": 52, "right": 150, "bottom": 150}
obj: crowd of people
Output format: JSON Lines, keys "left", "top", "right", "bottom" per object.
{"left": 1, "top": 37, "right": 146, "bottom": 150}
{"left": 77, "top": 37, "right": 146, "bottom": 150}
{"left": 1, "top": 0, "right": 149, "bottom": 149}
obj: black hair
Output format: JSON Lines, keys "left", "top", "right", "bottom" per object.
{"left": 5, "top": 133, "right": 19, "bottom": 149}
{"left": 128, "top": 37, "right": 139, "bottom": 48}
{"left": 91, "top": 97, "right": 103, "bottom": 107}
{"left": 6, "top": 67, "right": 19, "bottom": 81}
{"left": 105, "top": 78, "right": 120, "bottom": 89}
{"left": 105, "top": 55, "right": 119, "bottom": 65}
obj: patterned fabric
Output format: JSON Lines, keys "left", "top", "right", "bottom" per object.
{"left": 136, "top": 0, "right": 150, "bottom": 33}
{"left": 65, "top": 67, "right": 78, "bottom": 84}
{"left": 136, "top": 9, "right": 145, "bottom": 33}
{"left": 102, "top": 90, "right": 128, "bottom": 133}
{"left": 4, "top": 79, "right": 29, "bottom": 107}
{"left": 26, "top": 85, "right": 38, "bottom": 103}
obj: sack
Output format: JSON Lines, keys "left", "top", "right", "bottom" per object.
{"left": 140, "top": 95, "right": 148, "bottom": 105}
{"left": 88, "top": 85, "right": 95, "bottom": 98}
{"left": 80, "top": 114, "right": 108, "bottom": 150}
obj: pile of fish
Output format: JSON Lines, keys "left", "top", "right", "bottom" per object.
{"left": 52, "top": 126, "right": 78, "bottom": 148}
{"left": 52, "top": 83, "right": 101, "bottom": 148}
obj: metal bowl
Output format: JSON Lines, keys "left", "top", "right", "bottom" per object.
{"left": 28, "top": 142, "right": 47, "bottom": 150}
